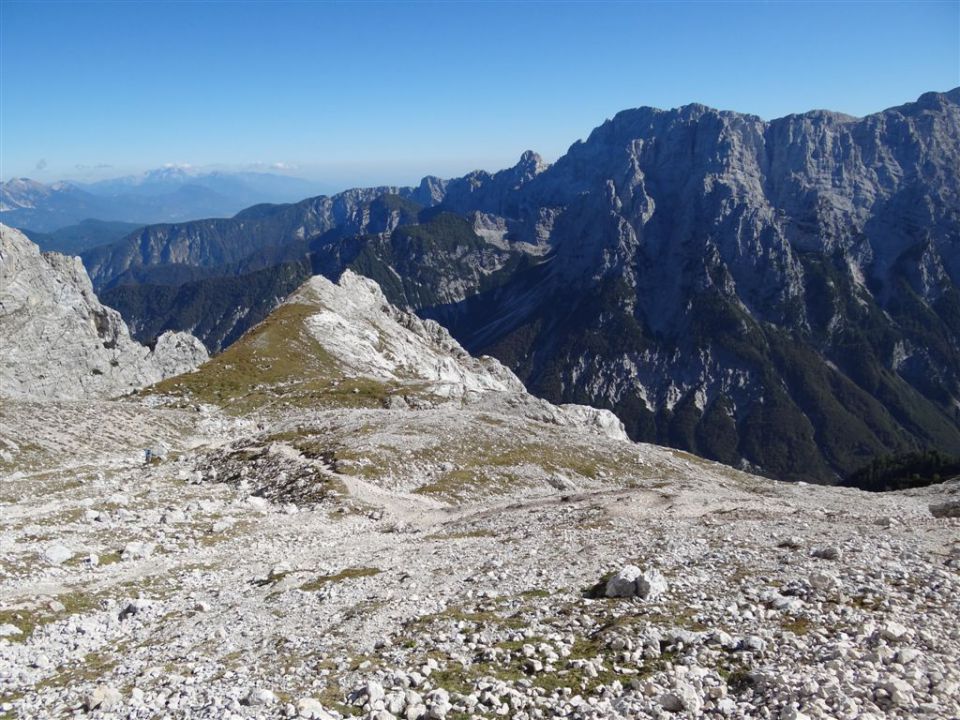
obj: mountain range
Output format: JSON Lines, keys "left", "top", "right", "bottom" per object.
{"left": 78, "top": 88, "right": 960, "bottom": 484}
{"left": 0, "top": 169, "right": 329, "bottom": 233}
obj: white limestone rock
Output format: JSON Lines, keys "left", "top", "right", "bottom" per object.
{"left": 42, "top": 544, "right": 73, "bottom": 566}
{"left": 295, "top": 271, "right": 627, "bottom": 440}
{"left": 605, "top": 565, "right": 667, "bottom": 599}
{"left": 0, "top": 224, "right": 207, "bottom": 401}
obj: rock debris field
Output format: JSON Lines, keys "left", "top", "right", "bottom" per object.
{"left": 3, "top": 389, "right": 959, "bottom": 720}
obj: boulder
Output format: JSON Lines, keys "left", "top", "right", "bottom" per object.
{"left": 84, "top": 685, "right": 122, "bottom": 711}
{"left": 297, "top": 697, "right": 335, "bottom": 719}
{"left": 242, "top": 688, "right": 278, "bottom": 706}
{"left": 929, "top": 500, "right": 960, "bottom": 518}
{"left": 605, "top": 565, "right": 667, "bottom": 599}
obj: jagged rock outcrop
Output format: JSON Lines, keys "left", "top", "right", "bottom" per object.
{"left": 0, "top": 224, "right": 207, "bottom": 400}
{"left": 283, "top": 271, "right": 628, "bottom": 440}
{"left": 297, "top": 271, "right": 526, "bottom": 397}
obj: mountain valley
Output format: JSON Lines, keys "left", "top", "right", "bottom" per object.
{"left": 0, "top": 171, "right": 328, "bottom": 233}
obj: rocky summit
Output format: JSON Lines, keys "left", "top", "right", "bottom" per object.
{"left": 1, "top": 269, "right": 959, "bottom": 719}
{"left": 0, "top": 224, "right": 208, "bottom": 401}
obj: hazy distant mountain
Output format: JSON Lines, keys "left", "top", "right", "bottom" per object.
{"left": 83, "top": 167, "right": 326, "bottom": 204}
{"left": 89, "top": 88, "right": 960, "bottom": 483}
{"left": 0, "top": 170, "right": 329, "bottom": 232}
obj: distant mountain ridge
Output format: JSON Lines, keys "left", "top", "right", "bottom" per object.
{"left": 87, "top": 88, "right": 960, "bottom": 483}
{"left": 0, "top": 170, "right": 329, "bottom": 232}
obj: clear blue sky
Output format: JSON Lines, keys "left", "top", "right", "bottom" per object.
{"left": 2, "top": 0, "right": 958, "bottom": 190}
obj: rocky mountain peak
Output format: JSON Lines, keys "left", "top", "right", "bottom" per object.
{"left": 0, "top": 224, "right": 207, "bottom": 400}
{"left": 514, "top": 149, "right": 548, "bottom": 178}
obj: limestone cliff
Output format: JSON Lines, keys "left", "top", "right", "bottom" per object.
{"left": 0, "top": 224, "right": 207, "bottom": 400}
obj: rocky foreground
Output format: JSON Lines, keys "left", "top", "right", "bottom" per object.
{"left": 1, "top": 270, "right": 959, "bottom": 719}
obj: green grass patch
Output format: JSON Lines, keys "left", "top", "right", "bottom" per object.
{"left": 300, "top": 567, "right": 381, "bottom": 592}
{"left": 781, "top": 617, "right": 812, "bottom": 635}
{"left": 147, "top": 302, "right": 409, "bottom": 414}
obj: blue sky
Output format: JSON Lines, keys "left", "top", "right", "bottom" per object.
{"left": 2, "top": 1, "right": 958, "bottom": 190}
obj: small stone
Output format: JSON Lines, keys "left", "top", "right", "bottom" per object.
{"left": 808, "top": 572, "right": 835, "bottom": 590}
{"left": 385, "top": 692, "right": 406, "bottom": 715}
{"left": 297, "top": 698, "right": 335, "bottom": 719}
{"left": 0, "top": 624, "right": 22, "bottom": 637}
{"left": 716, "top": 697, "right": 737, "bottom": 715}
{"left": 243, "top": 688, "right": 278, "bottom": 706}
{"left": 211, "top": 518, "right": 236, "bottom": 533}
{"left": 896, "top": 648, "right": 921, "bottom": 664}
{"left": 929, "top": 500, "right": 960, "bottom": 518}
{"left": 42, "top": 544, "right": 73, "bottom": 565}
{"left": 812, "top": 546, "right": 841, "bottom": 561}
{"left": 85, "top": 685, "right": 122, "bottom": 711}
{"left": 882, "top": 621, "right": 910, "bottom": 641}
{"left": 246, "top": 495, "right": 270, "bottom": 510}
{"left": 405, "top": 704, "right": 427, "bottom": 720}
{"left": 656, "top": 680, "right": 702, "bottom": 713}
{"left": 366, "top": 680, "right": 385, "bottom": 703}
{"left": 772, "top": 595, "right": 804, "bottom": 612}
{"left": 121, "top": 541, "right": 155, "bottom": 561}
{"left": 659, "top": 692, "right": 685, "bottom": 712}
{"left": 119, "top": 598, "right": 155, "bottom": 621}
{"left": 605, "top": 565, "right": 667, "bottom": 599}
{"left": 161, "top": 509, "right": 186, "bottom": 524}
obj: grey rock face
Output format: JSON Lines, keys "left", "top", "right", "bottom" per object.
{"left": 425, "top": 89, "right": 960, "bottom": 482}
{"left": 0, "top": 224, "right": 207, "bottom": 400}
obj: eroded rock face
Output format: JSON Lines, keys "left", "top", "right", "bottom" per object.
{"left": 299, "top": 271, "right": 526, "bottom": 397}
{"left": 0, "top": 224, "right": 207, "bottom": 400}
